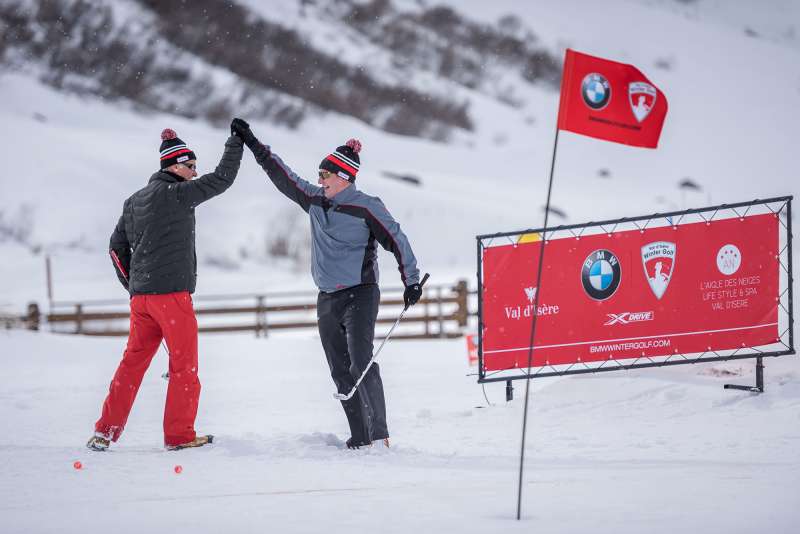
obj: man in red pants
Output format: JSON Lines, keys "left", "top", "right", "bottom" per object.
{"left": 87, "top": 122, "right": 244, "bottom": 451}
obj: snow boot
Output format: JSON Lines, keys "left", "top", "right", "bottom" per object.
{"left": 346, "top": 437, "right": 371, "bottom": 450}
{"left": 166, "top": 434, "right": 214, "bottom": 451}
{"left": 86, "top": 433, "right": 110, "bottom": 451}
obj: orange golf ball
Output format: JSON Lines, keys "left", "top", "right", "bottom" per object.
{"left": 73, "top": 461, "right": 82, "bottom": 470}
{"left": 174, "top": 465, "right": 182, "bottom": 474}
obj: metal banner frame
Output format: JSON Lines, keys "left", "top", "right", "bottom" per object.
{"left": 476, "top": 196, "right": 794, "bottom": 384}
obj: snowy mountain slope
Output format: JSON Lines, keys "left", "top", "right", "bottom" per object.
{"left": 0, "top": 0, "right": 314, "bottom": 131}
{"left": 637, "top": 0, "right": 800, "bottom": 51}
{"left": 0, "top": 0, "right": 563, "bottom": 140}
{"left": 0, "top": 72, "right": 554, "bottom": 308}
{"left": 1, "top": 0, "right": 799, "bottom": 310}
{"left": 1, "top": 330, "right": 798, "bottom": 532}
{"left": 234, "top": 0, "right": 561, "bottom": 104}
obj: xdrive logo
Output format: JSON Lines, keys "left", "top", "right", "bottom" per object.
{"left": 604, "top": 311, "right": 654, "bottom": 325}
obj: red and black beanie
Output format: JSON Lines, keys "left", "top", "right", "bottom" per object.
{"left": 319, "top": 139, "right": 362, "bottom": 182}
{"left": 159, "top": 128, "right": 197, "bottom": 170}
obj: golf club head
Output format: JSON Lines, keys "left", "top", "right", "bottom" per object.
{"left": 333, "top": 392, "right": 351, "bottom": 400}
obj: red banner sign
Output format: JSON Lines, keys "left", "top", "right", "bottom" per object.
{"left": 481, "top": 214, "right": 780, "bottom": 371}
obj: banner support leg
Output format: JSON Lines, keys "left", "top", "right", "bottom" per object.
{"left": 723, "top": 356, "right": 765, "bottom": 393}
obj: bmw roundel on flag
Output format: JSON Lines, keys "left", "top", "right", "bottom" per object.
{"left": 581, "top": 73, "right": 611, "bottom": 110}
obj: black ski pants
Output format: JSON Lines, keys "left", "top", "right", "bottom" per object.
{"left": 317, "top": 283, "right": 387, "bottom": 445}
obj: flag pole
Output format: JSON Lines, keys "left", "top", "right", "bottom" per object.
{"left": 516, "top": 124, "right": 561, "bottom": 521}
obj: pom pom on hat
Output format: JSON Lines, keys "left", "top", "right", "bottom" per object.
{"left": 161, "top": 128, "right": 177, "bottom": 141}
{"left": 345, "top": 138, "right": 362, "bottom": 154}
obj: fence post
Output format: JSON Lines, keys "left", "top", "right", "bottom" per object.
{"left": 26, "top": 302, "right": 40, "bottom": 331}
{"left": 454, "top": 279, "right": 468, "bottom": 327}
{"left": 46, "top": 255, "right": 53, "bottom": 307}
{"left": 423, "top": 287, "right": 430, "bottom": 337}
{"left": 75, "top": 304, "right": 83, "bottom": 334}
{"left": 255, "top": 295, "right": 265, "bottom": 338}
{"left": 437, "top": 286, "right": 445, "bottom": 338}
{"left": 262, "top": 296, "right": 269, "bottom": 338}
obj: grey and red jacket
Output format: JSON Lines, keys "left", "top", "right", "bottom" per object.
{"left": 251, "top": 143, "right": 420, "bottom": 293}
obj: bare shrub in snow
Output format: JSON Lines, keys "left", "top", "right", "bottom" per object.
{"left": 264, "top": 207, "right": 311, "bottom": 269}
{"left": 0, "top": 204, "right": 36, "bottom": 249}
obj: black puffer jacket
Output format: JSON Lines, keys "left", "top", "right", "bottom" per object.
{"left": 109, "top": 135, "right": 243, "bottom": 296}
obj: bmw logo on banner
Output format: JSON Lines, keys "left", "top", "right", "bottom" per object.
{"left": 582, "top": 249, "right": 621, "bottom": 300}
{"left": 581, "top": 73, "right": 611, "bottom": 110}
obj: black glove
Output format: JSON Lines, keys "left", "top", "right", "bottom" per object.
{"left": 230, "top": 117, "right": 248, "bottom": 137}
{"left": 230, "top": 117, "right": 257, "bottom": 147}
{"left": 403, "top": 281, "right": 423, "bottom": 309}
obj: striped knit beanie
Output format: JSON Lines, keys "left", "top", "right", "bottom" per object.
{"left": 159, "top": 128, "right": 197, "bottom": 169}
{"left": 319, "top": 139, "right": 362, "bottom": 182}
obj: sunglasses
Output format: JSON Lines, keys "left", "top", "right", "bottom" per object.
{"left": 318, "top": 170, "right": 333, "bottom": 179}
{"left": 181, "top": 162, "right": 197, "bottom": 170}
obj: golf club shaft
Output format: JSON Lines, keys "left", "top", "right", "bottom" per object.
{"left": 334, "top": 273, "right": 429, "bottom": 400}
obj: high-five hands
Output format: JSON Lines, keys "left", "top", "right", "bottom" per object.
{"left": 230, "top": 117, "right": 257, "bottom": 147}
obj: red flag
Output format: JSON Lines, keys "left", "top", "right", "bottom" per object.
{"left": 557, "top": 49, "right": 668, "bottom": 148}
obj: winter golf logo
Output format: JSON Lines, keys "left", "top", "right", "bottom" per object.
{"left": 641, "top": 241, "right": 675, "bottom": 300}
{"left": 628, "top": 82, "right": 657, "bottom": 123}
{"left": 581, "top": 73, "right": 611, "bottom": 110}
{"left": 581, "top": 249, "right": 621, "bottom": 300}
{"left": 716, "top": 244, "right": 742, "bottom": 275}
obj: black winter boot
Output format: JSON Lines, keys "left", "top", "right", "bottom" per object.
{"left": 346, "top": 437, "right": 371, "bottom": 450}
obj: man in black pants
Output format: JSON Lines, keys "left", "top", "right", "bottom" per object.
{"left": 317, "top": 283, "right": 386, "bottom": 445}
{"left": 231, "top": 119, "right": 423, "bottom": 449}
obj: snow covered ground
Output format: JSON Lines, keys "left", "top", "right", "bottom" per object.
{"left": 1, "top": 330, "right": 798, "bottom": 532}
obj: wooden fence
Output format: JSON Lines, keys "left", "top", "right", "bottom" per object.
{"left": 1, "top": 303, "right": 40, "bottom": 331}
{"left": 34, "top": 280, "right": 472, "bottom": 339}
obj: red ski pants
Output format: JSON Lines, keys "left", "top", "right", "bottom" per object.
{"left": 95, "top": 292, "right": 200, "bottom": 446}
